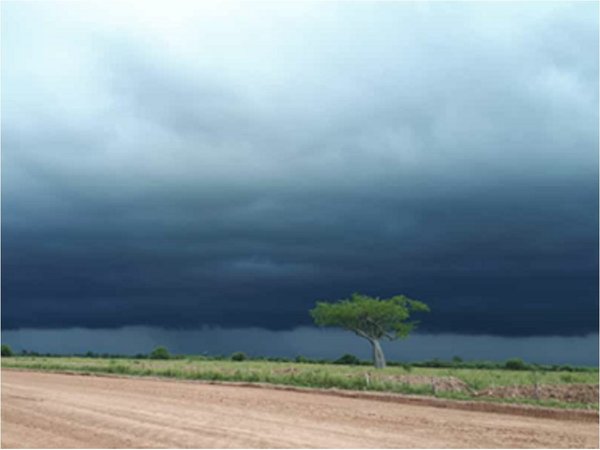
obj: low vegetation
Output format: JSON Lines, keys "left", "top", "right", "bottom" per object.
{"left": 230, "top": 351, "right": 247, "bottom": 361}
{"left": 2, "top": 352, "right": 598, "bottom": 410}
{"left": 149, "top": 346, "right": 170, "bottom": 360}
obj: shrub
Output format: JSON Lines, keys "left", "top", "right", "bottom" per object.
{"left": 295, "top": 355, "right": 309, "bottom": 363}
{"left": 1, "top": 344, "right": 13, "bottom": 357}
{"left": 416, "top": 358, "right": 453, "bottom": 368}
{"left": 231, "top": 351, "right": 247, "bottom": 361}
{"left": 149, "top": 346, "right": 170, "bottom": 360}
{"left": 266, "top": 356, "right": 290, "bottom": 362}
{"left": 505, "top": 358, "right": 527, "bottom": 370}
{"left": 334, "top": 353, "right": 361, "bottom": 365}
{"left": 401, "top": 362, "right": 413, "bottom": 372}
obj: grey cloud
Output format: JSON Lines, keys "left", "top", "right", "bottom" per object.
{"left": 2, "top": 2, "right": 598, "bottom": 338}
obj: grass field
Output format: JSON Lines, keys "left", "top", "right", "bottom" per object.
{"left": 3, "top": 356, "right": 598, "bottom": 409}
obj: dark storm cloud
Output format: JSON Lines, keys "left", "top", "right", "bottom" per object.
{"left": 2, "top": 2, "right": 598, "bottom": 336}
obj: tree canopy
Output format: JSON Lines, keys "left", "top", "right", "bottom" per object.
{"left": 310, "top": 293, "right": 429, "bottom": 368}
{"left": 311, "top": 293, "right": 429, "bottom": 341}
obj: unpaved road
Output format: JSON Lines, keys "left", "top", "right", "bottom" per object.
{"left": 2, "top": 370, "right": 598, "bottom": 448}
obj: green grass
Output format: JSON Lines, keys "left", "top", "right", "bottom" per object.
{"left": 3, "top": 356, "right": 598, "bottom": 409}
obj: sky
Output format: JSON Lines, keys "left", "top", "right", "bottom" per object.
{"left": 2, "top": 2, "right": 598, "bottom": 361}
{"left": 3, "top": 327, "right": 599, "bottom": 366}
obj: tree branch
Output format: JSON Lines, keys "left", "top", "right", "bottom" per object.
{"left": 352, "top": 328, "right": 372, "bottom": 341}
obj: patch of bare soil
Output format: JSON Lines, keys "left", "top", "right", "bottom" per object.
{"left": 373, "top": 374, "right": 598, "bottom": 404}
{"left": 478, "top": 383, "right": 599, "bottom": 404}
{"left": 2, "top": 370, "right": 598, "bottom": 448}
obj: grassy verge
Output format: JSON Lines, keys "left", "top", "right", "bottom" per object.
{"left": 3, "top": 357, "right": 598, "bottom": 410}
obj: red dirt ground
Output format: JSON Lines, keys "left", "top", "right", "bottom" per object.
{"left": 2, "top": 370, "right": 598, "bottom": 448}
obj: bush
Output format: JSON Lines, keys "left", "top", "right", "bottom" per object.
{"left": 295, "top": 355, "right": 309, "bottom": 363}
{"left": 149, "top": 346, "right": 170, "bottom": 360}
{"left": 334, "top": 353, "right": 361, "bottom": 365}
{"left": 416, "top": 358, "right": 452, "bottom": 368}
{"left": 1, "top": 344, "right": 13, "bottom": 357}
{"left": 505, "top": 358, "right": 527, "bottom": 370}
{"left": 231, "top": 351, "right": 247, "bottom": 361}
{"left": 401, "top": 362, "right": 413, "bottom": 372}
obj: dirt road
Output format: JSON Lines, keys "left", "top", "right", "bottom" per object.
{"left": 2, "top": 370, "right": 598, "bottom": 448}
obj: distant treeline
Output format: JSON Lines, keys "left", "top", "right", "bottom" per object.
{"left": 7, "top": 346, "right": 596, "bottom": 372}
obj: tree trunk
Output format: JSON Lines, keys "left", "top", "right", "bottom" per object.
{"left": 371, "top": 339, "right": 386, "bottom": 369}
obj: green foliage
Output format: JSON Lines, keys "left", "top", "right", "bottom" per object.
{"left": 149, "top": 346, "right": 170, "bottom": 360}
{"left": 504, "top": 358, "right": 527, "bottom": 371}
{"left": 231, "top": 351, "right": 247, "bottom": 361}
{"left": 560, "top": 373, "right": 574, "bottom": 383}
{"left": 401, "top": 362, "right": 413, "bottom": 372}
{"left": 334, "top": 353, "right": 361, "bottom": 365}
{"left": 310, "top": 293, "right": 429, "bottom": 340}
{"left": 1, "top": 344, "right": 13, "bottom": 357}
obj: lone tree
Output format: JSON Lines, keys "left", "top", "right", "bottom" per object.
{"left": 310, "top": 293, "right": 429, "bottom": 369}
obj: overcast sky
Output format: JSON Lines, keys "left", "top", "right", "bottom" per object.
{"left": 2, "top": 326, "right": 598, "bottom": 365}
{"left": 2, "top": 1, "right": 598, "bottom": 339}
